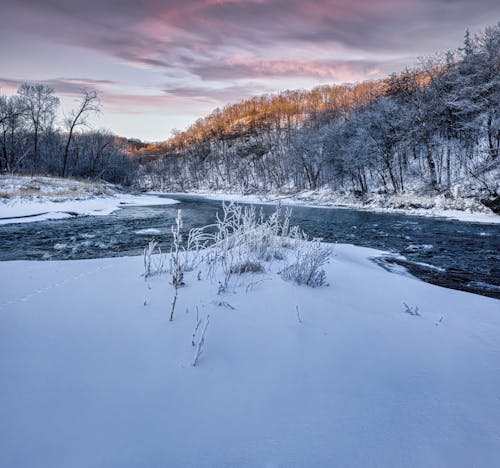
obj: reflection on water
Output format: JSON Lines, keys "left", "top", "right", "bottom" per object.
{"left": 0, "top": 194, "right": 498, "bottom": 299}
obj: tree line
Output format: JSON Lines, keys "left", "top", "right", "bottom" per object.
{"left": 0, "top": 86, "right": 136, "bottom": 184}
{"left": 138, "top": 24, "right": 499, "bottom": 205}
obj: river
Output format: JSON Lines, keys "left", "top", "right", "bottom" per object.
{"left": 0, "top": 194, "right": 498, "bottom": 299}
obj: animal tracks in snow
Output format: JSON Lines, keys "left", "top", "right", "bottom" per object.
{"left": 0, "top": 263, "right": 115, "bottom": 311}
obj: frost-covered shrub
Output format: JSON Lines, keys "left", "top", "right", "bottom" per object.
{"left": 280, "top": 239, "right": 331, "bottom": 287}
{"left": 143, "top": 240, "right": 168, "bottom": 278}
{"left": 206, "top": 202, "right": 293, "bottom": 287}
{"left": 147, "top": 203, "right": 332, "bottom": 294}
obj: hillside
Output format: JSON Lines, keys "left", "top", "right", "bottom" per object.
{"left": 137, "top": 25, "right": 499, "bottom": 215}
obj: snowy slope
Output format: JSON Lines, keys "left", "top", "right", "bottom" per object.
{"left": 1, "top": 244, "right": 499, "bottom": 467}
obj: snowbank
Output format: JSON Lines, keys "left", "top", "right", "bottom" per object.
{"left": 1, "top": 244, "right": 499, "bottom": 467}
{"left": 159, "top": 189, "right": 500, "bottom": 224}
{"left": 0, "top": 176, "right": 178, "bottom": 225}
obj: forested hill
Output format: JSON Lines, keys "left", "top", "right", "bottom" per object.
{"left": 138, "top": 25, "right": 499, "bottom": 211}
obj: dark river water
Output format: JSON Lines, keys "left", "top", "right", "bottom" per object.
{"left": 0, "top": 194, "right": 499, "bottom": 299}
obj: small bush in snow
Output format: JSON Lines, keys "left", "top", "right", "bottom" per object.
{"left": 281, "top": 239, "right": 331, "bottom": 287}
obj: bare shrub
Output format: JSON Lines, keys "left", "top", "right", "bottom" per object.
{"left": 206, "top": 202, "right": 294, "bottom": 290}
{"left": 281, "top": 239, "right": 331, "bottom": 287}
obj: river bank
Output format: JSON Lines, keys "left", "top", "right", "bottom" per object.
{"left": 0, "top": 176, "right": 177, "bottom": 225}
{"left": 157, "top": 188, "right": 500, "bottom": 224}
{"left": 1, "top": 176, "right": 497, "bottom": 225}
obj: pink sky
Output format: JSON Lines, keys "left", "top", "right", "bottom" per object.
{"left": 1, "top": 0, "right": 498, "bottom": 141}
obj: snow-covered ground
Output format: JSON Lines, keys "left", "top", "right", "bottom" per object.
{"left": 0, "top": 176, "right": 178, "bottom": 225}
{"left": 159, "top": 189, "right": 500, "bottom": 224}
{"left": 1, "top": 243, "right": 499, "bottom": 467}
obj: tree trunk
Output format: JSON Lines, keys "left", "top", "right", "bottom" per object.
{"left": 32, "top": 125, "right": 38, "bottom": 175}
{"left": 426, "top": 144, "right": 438, "bottom": 189}
{"left": 487, "top": 113, "right": 498, "bottom": 159}
{"left": 61, "top": 133, "right": 72, "bottom": 177}
{"left": 446, "top": 145, "right": 451, "bottom": 189}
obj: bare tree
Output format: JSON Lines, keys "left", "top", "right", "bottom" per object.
{"left": 61, "top": 89, "right": 100, "bottom": 177}
{"left": 0, "top": 93, "right": 30, "bottom": 173}
{"left": 17, "top": 83, "right": 59, "bottom": 172}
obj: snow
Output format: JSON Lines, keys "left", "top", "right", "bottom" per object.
{"left": 159, "top": 190, "right": 500, "bottom": 224}
{"left": 135, "top": 228, "right": 163, "bottom": 235}
{"left": 0, "top": 193, "right": 178, "bottom": 225}
{"left": 1, "top": 244, "right": 499, "bottom": 467}
{"left": 0, "top": 176, "right": 178, "bottom": 225}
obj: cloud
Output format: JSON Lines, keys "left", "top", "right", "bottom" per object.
{"left": 187, "top": 57, "right": 382, "bottom": 81}
{"left": 0, "top": 77, "right": 117, "bottom": 95}
{"left": 162, "top": 83, "right": 272, "bottom": 103}
{"left": 5, "top": 1, "right": 500, "bottom": 75}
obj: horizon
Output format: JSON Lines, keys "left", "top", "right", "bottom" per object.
{"left": 1, "top": 0, "right": 499, "bottom": 142}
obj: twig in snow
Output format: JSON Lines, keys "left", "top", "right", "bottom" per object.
{"left": 245, "top": 278, "right": 266, "bottom": 293}
{"left": 296, "top": 305, "right": 303, "bottom": 323}
{"left": 192, "top": 314, "right": 202, "bottom": 346}
{"left": 170, "top": 286, "right": 178, "bottom": 322}
{"left": 192, "top": 315, "right": 210, "bottom": 366}
{"left": 403, "top": 302, "right": 420, "bottom": 317}
{"left": 214, "top": 300, "right": 236, "bottom": 310}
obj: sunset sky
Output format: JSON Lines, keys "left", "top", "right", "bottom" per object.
{"left": 1, "top": 0, "right": 498, "bottom": 141}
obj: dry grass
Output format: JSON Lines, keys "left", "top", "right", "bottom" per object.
{"left": 229, "top": 260, "right": 264, "bottom": 274}
{"left": 0, "top": 175, "right": 115, "bottom": 201}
